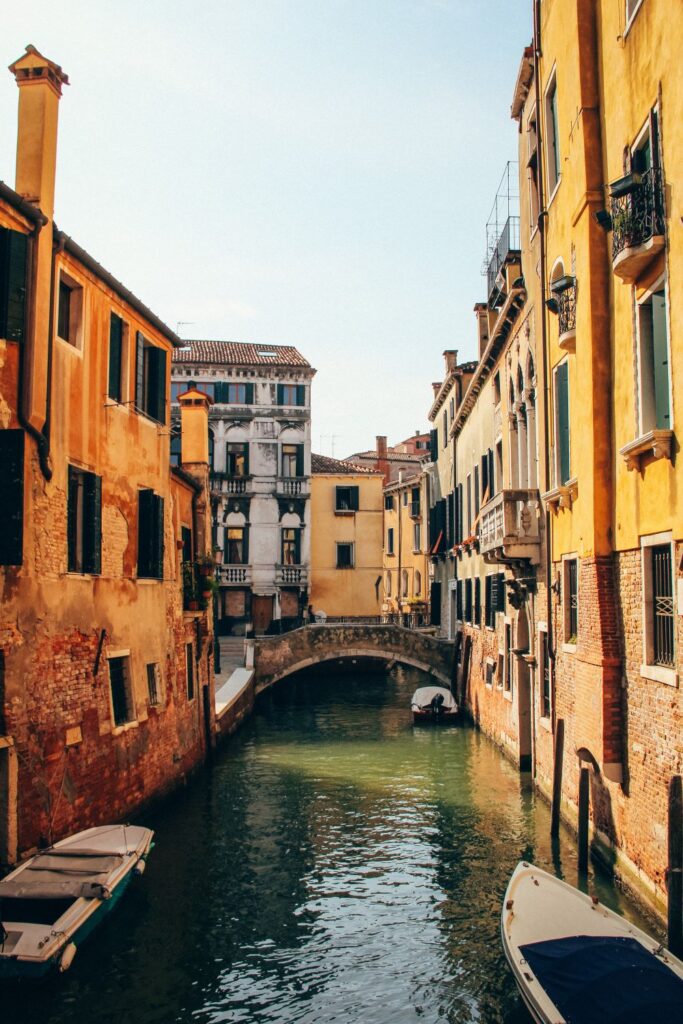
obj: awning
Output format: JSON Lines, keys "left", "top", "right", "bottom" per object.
{"left": 429, "top": 530, "right": 444, "bottom": 555}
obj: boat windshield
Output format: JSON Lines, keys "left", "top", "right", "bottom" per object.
{"left": 0, "top": 896, "right": 75, "bottom": 926}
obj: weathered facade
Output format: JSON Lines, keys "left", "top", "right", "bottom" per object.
{"left": 382, "top": 471, "right": 429, "bottom": 627}
{"left": 171, "top": 341, "right": 315, "bottom": 635}
{"left": 0, "top": 47, "right": 215, "bottom": 864}
{"left": 310, "top": 454, "right": 384, "bottom": 620}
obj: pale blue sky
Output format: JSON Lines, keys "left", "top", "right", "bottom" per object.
{"left": 1, "top": 1, "right": 529, "bottom": 457}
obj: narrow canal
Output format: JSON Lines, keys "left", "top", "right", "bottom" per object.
{"left": 6, "top": 665, "right": 652, "bottom": 1024}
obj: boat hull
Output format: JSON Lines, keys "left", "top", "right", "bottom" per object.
{"left": 411, "top": 709, "right": 459, "bottom": 724}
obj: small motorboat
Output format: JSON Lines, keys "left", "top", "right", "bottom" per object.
{"left": 411, "top": 685, "right": 458, "bottom": 723}
{"left": 0, "top": 823, "right": 153, "bottom": 979}
{"left": 501, "top": 861, "right": 683, "bottom": 1023}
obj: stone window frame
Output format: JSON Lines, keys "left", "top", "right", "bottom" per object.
{"left": 561, "top": 553, "right": 579, "bottom": 653}
{"left": 56, "top": 268, "right": 85, "bottom": 352}
{"left": 631, "top": 272, "right": 673, "bottom": 441}
{"left": 544, "top": 64, "right": 561, "bottom": 206}
{"left": 146, "top": 662, "right": 163, "bottom": 707}
{"left": 107, "top": 649, "right": 138, "bottom": 733}
{"left": 336, "top": 542, "right": 354, "bottom": 570}
{"left": 640, "top": 531, "right": 678, "bottom": 687}
{"left": 412, "top": 522, "right": 421, "bottom": 553}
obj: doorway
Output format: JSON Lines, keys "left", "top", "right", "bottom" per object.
{"left": 252, "top": 595, "right": 274, "bottom": 635}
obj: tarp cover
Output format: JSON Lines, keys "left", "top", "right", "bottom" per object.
{"left": 0, "top": 853, "right": 123, "bottom": 900}
{"left": 520, "top": 934, "right": 683, "bottom": 1024}
{"left": 411, "top": 686, "right": 456, "bottom": 710}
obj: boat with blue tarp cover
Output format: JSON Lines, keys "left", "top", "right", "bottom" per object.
{"left": 501, "top": 861, "right": 683, "bottom": 1023}
{"left": 0, "top": 824, "right": 153, "bottom": 979}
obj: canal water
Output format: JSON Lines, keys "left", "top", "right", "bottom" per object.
{"left": 4, "top": 665, "right": 652, "bottom": 1024}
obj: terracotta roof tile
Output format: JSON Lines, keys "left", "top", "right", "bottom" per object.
{"left": 173, "top": 339, "right": 311, "bottom": 368}
{"left": 311, "top": 453, "right": 381, "bottom": 475}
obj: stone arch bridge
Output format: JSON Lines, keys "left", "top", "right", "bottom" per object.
{"left": 253, "top": 623, "right": 456, "bottom": 694}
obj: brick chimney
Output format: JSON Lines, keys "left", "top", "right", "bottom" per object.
{"left": 9, "top": 45, "right": 69, "bottom": 433}
{"left": 443, "top": 350, "right": 458, "bottom": 374}
{"left": 474, "top": 303, "right": 489, "bottom": 360}
{"left": 432, "top": 382, "right": 441, "bottom": 397}
{"left": 178, "top": 387, "right": 212, "bottom": 557}
{"left": 376, "top": 434, "right": 390, "bottom": 484}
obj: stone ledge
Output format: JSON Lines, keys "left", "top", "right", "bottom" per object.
{"left": 620, "top": 429, "right": 673, "bottom": 472}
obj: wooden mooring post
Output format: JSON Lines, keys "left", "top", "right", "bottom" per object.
{"left": 668, "top": 775, "right": 683, "bottom": 958}
{"left": 577, "top": 766, "right": 590, "bottom": 875}
{"left": 550, "top": 718, "right": 564, "bottom": 838}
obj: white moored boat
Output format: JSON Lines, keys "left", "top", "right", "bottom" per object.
{"left": 501, "top": 861, "right": 683, "bottom": 1023}
{"left": 0, "top": 824, "right": 154, "bottom": 979}
{"left": 410, "top": 685, "right": 458, "bottom": 723}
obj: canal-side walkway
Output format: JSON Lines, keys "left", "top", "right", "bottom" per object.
{"left": 214, "top": 637, "right": 255, "bottom": 731}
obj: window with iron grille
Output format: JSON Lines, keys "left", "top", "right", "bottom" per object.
{"left": 504, "top": 622, "right": 512, "bottom": 692}
{"left": 146, "top": 663, "right": 161, "bottom": 706}
{"left": 651, "top": 544, "right": 674, "bottom": 668}
{"left": 565, "top": 558, "right": 578, "bottom": 643}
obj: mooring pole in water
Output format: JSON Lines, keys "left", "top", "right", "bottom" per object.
{"left": 577, "top": 766, "right": 590, "bottom": 874}
{"left": 550, "top": 718, "right": 564, "bottom": 838}
{"left": 668, "top": 775, "right": 683, "bottom": 957}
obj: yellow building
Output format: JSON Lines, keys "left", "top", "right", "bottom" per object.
{"left": 310, "top": 454, "right": 384, "bottom": 619}
{"left": 382, "top": 471, "right": 429, "bottom": 626}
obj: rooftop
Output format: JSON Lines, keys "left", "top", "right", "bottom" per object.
{"left": 311, "top": 453, "right": 380, "bottom": 475}
{"left": 173, "top": 340, "right": 312, "bottom": 368}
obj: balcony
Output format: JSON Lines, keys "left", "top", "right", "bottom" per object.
{"left": 610, "top": 166, "right": 665, "bottom": 283}
{"left": 276, "top": 477, "right": 310, "bottom": 498}
{"left": 478, "top": 489, "right": 541, "bottom": 564}
{"left": 216, "top": 564, "right": 251, "bottom": 585}
{"left": 276, "top": 564, "right": 308, "bottom": 586}
{"left": 550, "top": 276, "right": 576, "bottom": 352}
{"left": 486, "top": 216, "right": 520, "bottom": 307}
{"left": 210, "top": 472, "right": 251, "bottom": 497}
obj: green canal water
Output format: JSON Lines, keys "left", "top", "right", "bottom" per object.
{"left": 4, "top": 665, "right": 652, "bottom": 1024}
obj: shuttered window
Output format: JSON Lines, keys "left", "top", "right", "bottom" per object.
{"left": 429, "top": 429, "right": 438, "bottom": 462}
{"left": 540, "top": 629, "right": 551, "bottom": 719}
{"left": 282, "top": 443, "right": 304, "bottom": 477}
{"left": 0, "top": 430, "right": 24, "bottom": 565}
{"left": 108, "top": 313, "right": 123, "bottom": 402}
{"left": 474, "top": 577, "right": 481, "bottom": 626}
{"left": 464, "top": 578, "right": 473, "bottom": 623}
{"left": 135, "top": 332, "right": 167, "bottom": 424}
{"left": 277, "top": 383, "right": 305, "bottom": 406}
{"left": 0, "top": 227, "right": 28, "bottom": 342}
{"left": 335, "top": 486, "right": 359, "bottom": 511}
{"left": 137, "top": 488, "right": 164, "bottom": 579}
{"left": 214, "top": 381, "right": 254, "bottom": 405}
{"left": 637, "top": 288, "right": 670, "bottom": 433}
{"left": 282, "top": 528, "right": 301, "bottom": 565}
{"left": 109, "top": 656, "right": 134, "bottom": 727}
{"left": 430, "top": 581, "right": 441, "bottom": 626}
{"left": 555, "top": 361, "right": 571, "bottom": 485}
{"left": 67, "top": 466, "right": 102, "bottom": 574}
{"left": 226, "top": 443, "right": 249, "bottom": 476}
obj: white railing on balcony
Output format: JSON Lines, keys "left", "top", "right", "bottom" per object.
{"left": 217, "top": 565, "right": 251, "bottom": 585}
{"left": 277, "top": 478, "right": 309, "bottom": 497}
{"left": 210, "top": 474, "right": 250, "bottom": 496}
{"left": 276, "top": 564, "right": 308, "bottom": 585}
{"left": 478, "top": 489, "right": 541, "bottom": 561}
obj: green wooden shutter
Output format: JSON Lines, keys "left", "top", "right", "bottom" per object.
{"left": 245, "top": 382, "right": 254, "bottom": 405}
{"left": 154, "top": 494, "right": 165, "bottom": 579}
{"left": 447, "top": 492, "right": 455, "bottom": 547}
{"left": 135, "top": 332, "right": 145, "bottom": 412}
{"left": 295, "top": 445, "right": 304, "bottom": 476}
{"left": 474, "top": 577, "right": 481, "bottom": 625}
{"left": 108, "top": 314, "right": 123, "bottom": 402}
{"left": 488, "top": 449, "right": 495, "bottom": 497}
{"left": 147, "top": 347, "right": 167, "bottom": 424}
{"left": 296, "top": 384, "right": 305, "bottom": 406}
{"left": 138, "top": 488, "right": 153, "bottom": 576}
{"left": 429, "top": 429, "right": 438, "bottom": 461}
{"left": 243, "top": 442, "right": 250, "bottom": 476}
{"left": 652, "top": 290, "right": 670, "bottom": 429}
{"left": 67, "top": 466, "right": 80, "bottom": 572}
{"left": 349, "top": 485, "right": 359, "bottom": 511}
{"left": 0, "top": 229, "right": 28, "bottom": 343}
{"left": 84, "top": 472, "right": 102, "bottom": 575}
{"left": 0, "top": 430, "right": 24, "bottom": 565}
{"left": 430, "top": 581, "right": 441, "bottom": 626}
{"left": 243, "top": 526, "right": 249, "bottom": 563}
{"left": 555, "top": 362, "right": 570, "bottom": 484}
{"left": 276, "top": 383, "right": 284, "bottom": 405}
{"left": 497, "top": 572, "right": 507, "bottom": 612}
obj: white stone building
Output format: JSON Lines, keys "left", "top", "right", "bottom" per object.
{"left": 171, "top": 341, "right": 315, "bottom": 634}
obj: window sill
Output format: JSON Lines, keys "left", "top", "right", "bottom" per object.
{"left": 334, "top": 510, "right": 355, "bottom": 517}
{"left": 640, "top": 663, "right": 678, "bottom": 687}
{"left": 619, "top": 430, "right": 674, "bottom": 472}
{"left": 112, "top": 720, "right": 139, "bottom": 736}
{"left": 335, "top": 566, "right": 354, "bottom": 571}
{"left": 562, "top": 642, "right": 578, "bottom": 654}
{"left": 539, "top": 716, "right": 552, "bottom": 733}
{"left": 57, "top": 335, "right": 83, "bottom": 354}
{"left": 543, "top": 478, "right": 578, "bottom": 513}
{"left": 503, "top": 689, "right": 513, "bottom": 703}
{"left": 137, "top": 577, "right": 163, "bottom": 584}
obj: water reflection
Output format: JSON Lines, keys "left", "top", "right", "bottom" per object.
{"left": 3, "top": 664, "right": 652, "bottom": 1024}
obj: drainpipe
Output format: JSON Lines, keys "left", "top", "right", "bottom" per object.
{"left": 397, "top": 470, "right": 403, "bottom": 624}
{"left": 533, "top": 0, "right": 556, "bottom": 724}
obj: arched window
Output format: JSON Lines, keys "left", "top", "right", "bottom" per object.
{"left": 414, "top": 570, "right": 422, "bottom": 597}
{"left": 385, "top": 571, "right": 392, "bottom": 597}
{"left": 401, "top": 570, "right": 409, "bottom": 597}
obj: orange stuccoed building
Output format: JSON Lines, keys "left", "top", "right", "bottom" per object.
{"left": 0, "top": 46, "right": 215, "bottom": 864}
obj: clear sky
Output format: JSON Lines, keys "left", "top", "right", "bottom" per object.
{"left": 1, "top": 0, "right": 530, "bottom": 458}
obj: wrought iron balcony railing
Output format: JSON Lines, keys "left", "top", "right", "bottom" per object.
{"left": 557, "top": 283, "right": 576, "bottom": 340}
{"left": 478, "top": 489, "right": 541, "bottom": 564}
{"left": 610, "top": 166, "right": 665, "bottom": 280}
{"left": 486, "top": 216, "right": 520, "bottom": 305}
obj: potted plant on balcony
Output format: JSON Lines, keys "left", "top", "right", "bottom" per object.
{"left": 197, "top": 554, "right": 215, "bottom": 578}
{"left": 183, "top": 562, "right": 199, "bottom": 612}
{"left": 200, "top": 575, "right": 219, "bottom": 602}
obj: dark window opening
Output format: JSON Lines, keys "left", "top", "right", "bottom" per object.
{"left": 135, "top": 332, "right": 167, "bottom": 424}
{"left": 0, "top": 430, "right": 24, "bottom": 565}
{"left": 226, "top": 527, "right": 248, "bottom": 564}
{"left": 336, "top": 543, "right": 354, "bottom": 569}
{"left": 227, "top": 443, "right": 249, "bottom": 476}
{"left": 68, "top": 466, "right": 102, "bottom": 575}
{"left": 137, "top": 489, "right": 164, "bottom": 579}
{"left": 282, "top": 527, "right": 301, "bottom": 565}
{"left": 336, "top": 485, "right": 359, "bottom": 512}
{"left": 146, "top": 663, "right": 161, "bottom": 705}
{"left": 186, "top": 643, "right": 195, "bottom": 701}
{"left": 109, "top": 656, "right": 134, "bottom": 727}
{"left": 567, "top": 558, "right": 578, "bottom": 643}
{"left": 108, "top": 313, "right": 124, "bottom": 402}
{"left": 0, "top": 227, "right": 28, "bottom": 343}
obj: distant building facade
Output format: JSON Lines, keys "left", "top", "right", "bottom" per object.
{"left": 382, "top": 471, "right": 429, "bottom": 627}
{"left": 171, "top": 341, "right": 315, "bottom": 635}
{"left": 345, "top": 433, "right": 428, "bottom": 484}
{"left": 310, "top": 454, "right": 384, "bottom": 620}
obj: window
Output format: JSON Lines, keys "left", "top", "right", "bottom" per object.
{"left": 626, "top": 0, "right": 645, "bottom": 29}
{"left": 181, "top": 525, "right": 193, "bottom": 564}
{"left": 227, "top": 443, "right": 249, "bottom": 477}
{"left": 485, "top": 660, "right": 495, "bottom": 687}
{"left": 135, "top": 332, "right": 167, "bottom": 424}
{"left": 387, "top": 528, "right": 395, "bottom": 555}
{"left": 642, "top": 538, "right": 675, "bottom": 677}
{"left": 429, "top": 428, "right": 438, "bottom": 462}
{"left": 455, "top": 484, "right": 463, "bottom": 544}
{"left": 68, "top": 466, "right": 102, "bottom": 574}
{"left": 186, "top": 643, "right": 195, "bottom": 701}
{"left": 281, "top": 443, "right": 303, "bottom": 478}
{"left": 411, "top": 486, "right": 420, "bottom": 517}
{"left": 277, "top": 383, "right": 305, "bottom": 406}
{"left": 443, "top": 411, "right": 448, "bottom": 448}
{"left": 456, "top": 580, "right": 463, "bottom": 622}
{"left": 496, "top": 441, "right": 503, "bottom": 491}
{"left": 282, "top": 528, "right": 301, "bottom": 565}
{"left": 385, "top": 571, "right": 392, "bottom": 597}
{"left": 57, "top": 273, "right": 84, "bottom": 349}
{"left": 226, "top": 527, "right": 247, "bottom": 564}
{"left": 474, "top": 577, "right": 481, "bottom": 626}
{"left": 414, "top": 570, "right": 422, "bottom": 597}
{"left": 336, "top": 486, "right": 359, "bottom": 512}
{"left": 504, "top": 622, "right": 512, "bottom": 693}
{"left": 384, "top": 494, "right": 394, "bottom": 510}
{"left": 554, "top": 361, "right": 571, "bottom": 485}
{"left": 636, "top": 283, "right": 670, "bottom": 434}
{"left": 146, "top": 663, "right": 161, "bottom": 706}
{"left": 474, "top": 465, "right": 480, "bottom": 517}
{"left": 485, "top": 572, "right": 506, "bottom": 627}
{"left": 402, "top": 570, "right": 409, "bottom": 598}
{"left": 413, "top": 523, "right": 421, "bottom": 552}
{"left": 545, "top": 71, "right": 561, "bottom": 195}
{"left": 108, "top": 313, "right": 125, "bottom": 402}
{"left": 109, "top": 655, "right": 135, "bottom": 727}
{"left": 539, "top": 627, "right": 551, "bottom": 719}
{"left": 466, "top": 475, "right": 472, "bottom": 535}
{"left": 564, "top": 558, "right": 579, "bottom": 644}
{"left": 137, "top": 489, "right": 164, "bottom": 579}
{"left": 170, "top": 381, "right": 185, "bottom": 404}
{"left": 170, "top": 431, "right": 181, "bottom": 467}
{"left": 0, "top": 227, "right": 28, "bottom": 343}
{"left": 0, "top": 430, "right": 24, "bottom": 565}
{"left": 527, "top": 107, "right": 540, "bottom": 233}
{"left": 403, "top": 490, "right": 408, "bottom": 506}
{"left": 449, "top": 397, "right": 455, "bottom": 421}
{"left": 214, "top": 381, "right": 254, "bottom": 405}
{"left": 464, "top": 578, "right": 473, "bottom": 624}
{"left": 336, "top": 542, "right": 354, "bottom": 569}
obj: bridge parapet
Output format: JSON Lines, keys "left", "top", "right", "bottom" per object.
{"left": 253, "top": 623, "right": 455, "bottom": 692}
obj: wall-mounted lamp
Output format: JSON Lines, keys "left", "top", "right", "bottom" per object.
{"left": 545, "top": 296, "right": 560, "bottom": 315}
{"left": 594, "top": 209, "right": 613, "bottom": 231}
